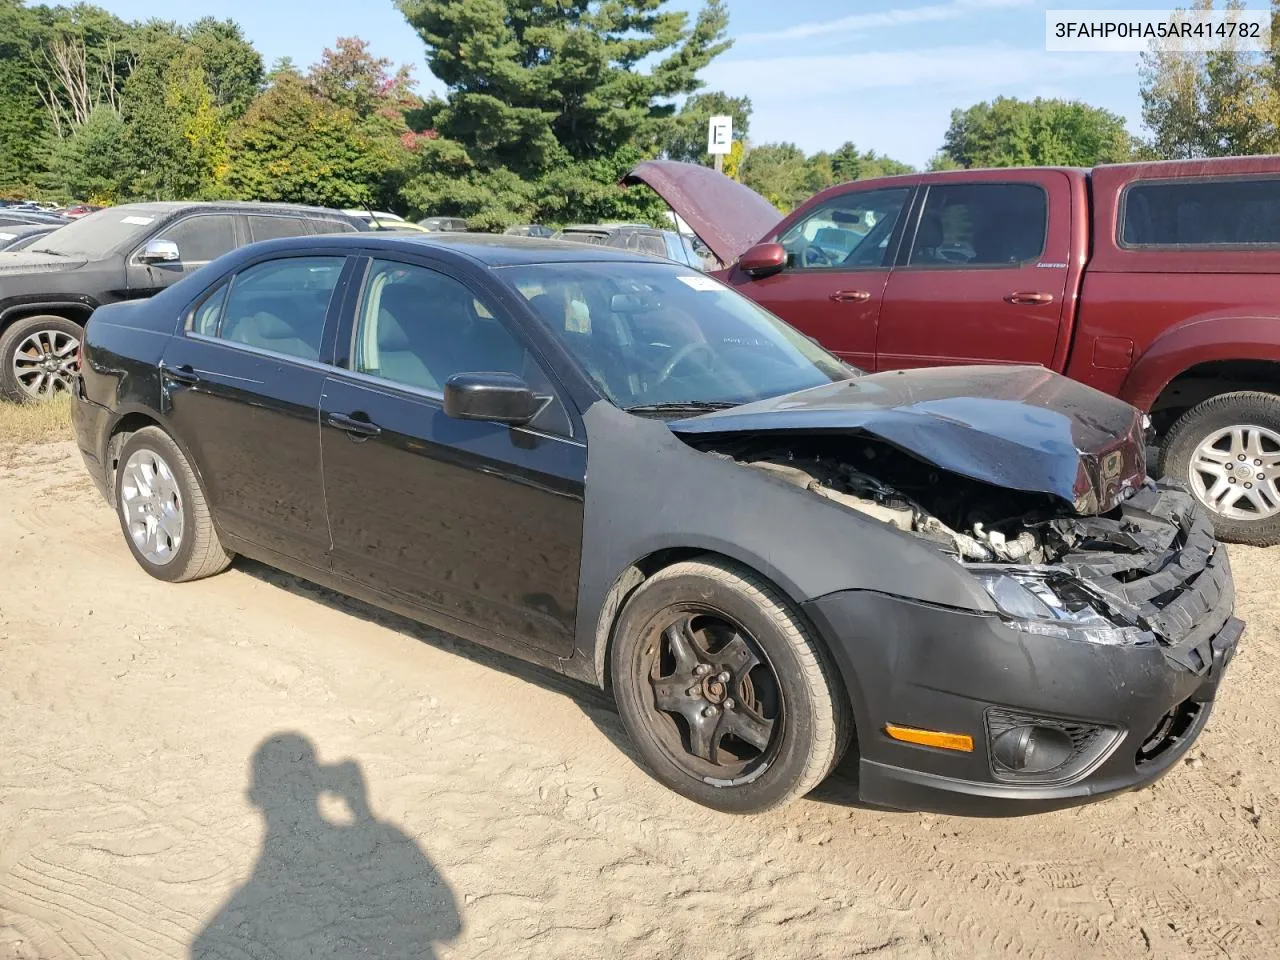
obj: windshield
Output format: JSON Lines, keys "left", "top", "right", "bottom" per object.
{"left": 500, "top": 260, "right": 854, "bottom": 409}
{"left": 32, "top": 206, "right": 162, "bottom": 257}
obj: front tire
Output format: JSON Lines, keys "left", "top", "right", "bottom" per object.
{"left": 1159, "top": 390, "right": 1280, "bottom": 546}
{"left": 0, "top": 315, "right": 82, "bottom": 402}
{"left": 610, "top": 558, "right": 851, "bottom": 814}
{"left": 114, "top": 426, "right": 233, "bottom": 582}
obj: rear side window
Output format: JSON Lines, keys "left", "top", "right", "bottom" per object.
{"left": 907, "top": 183, "right": 1046, "bottom": 267}
{"left": 247, "top": 215, "right": 310, "bottom": 242}
{"left": 1121, "top": 177, "right": 1280, "bottom": 247}
{"left": 154, "top": 214, "right": 238, "bottom": 265}
{"left": 310, "top": 218, "right": 359, "bottom": 235}
{"left": 193, "top": 256, "right": 345, "bottom": 361}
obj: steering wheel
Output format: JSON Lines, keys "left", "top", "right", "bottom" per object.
{"left": 801, "top": 243, "right": 831, "bottom": 267}
{"left": 657, "top": 341, "right": 718, "bottom": 384}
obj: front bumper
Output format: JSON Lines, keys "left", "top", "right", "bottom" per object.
{"left": 803, "top": 587, "right": 1241, "bottom": 817}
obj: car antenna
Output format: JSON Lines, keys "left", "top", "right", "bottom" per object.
{"left": 365, "top": 201, "right": 383, "bottom": 231}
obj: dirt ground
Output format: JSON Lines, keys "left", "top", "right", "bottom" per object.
{"left": 0, "top": 438, "right": 1276, "bottom": 960}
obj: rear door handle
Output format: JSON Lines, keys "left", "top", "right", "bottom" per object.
{"left": 1004, "top": 291, "right": 1055, "bottom": 305}
{"left": 829, "top": 289, "right": 872, "bottom": 303}
{"left": 326, "top": 412, "right": 381, "bottom": 438}
{"left": 161, "top": 363, "right": 200, "bottom": 385}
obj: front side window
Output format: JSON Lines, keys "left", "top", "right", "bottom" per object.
{"left": 907, "top": 183, "right": 1047, "bottom": 267}
{"left": 777, "top": 187, "right": 911, "bottom": 270}
{"left": 1122, "top": 177, "right": 1280, "bottom": 247}
{"left": 503, "top": 260, "right": 851, "bottom": 409}
{"left": 352, "top": 260, "right": 529, "bottom": 393}
{"left": 194, "top": 256, "right": 345, "bottom": 361}
{"left": 154, "top": 215, "right": 239, "bottom": 265}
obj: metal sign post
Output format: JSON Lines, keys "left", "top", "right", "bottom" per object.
{"left": 707, "top": 115, "right": 732, "bottom": 173}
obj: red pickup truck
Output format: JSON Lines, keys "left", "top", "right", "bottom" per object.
{"left": 628, "top": 156, "right": 1280, "bottom": 546}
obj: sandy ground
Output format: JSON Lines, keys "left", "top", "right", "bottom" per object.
{"left": 0, "top": 438, "right": 1277, "bottom": 960}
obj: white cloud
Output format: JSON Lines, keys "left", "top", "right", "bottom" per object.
{"left": 736, "top": 0, "right": 1038, "bottom": 45}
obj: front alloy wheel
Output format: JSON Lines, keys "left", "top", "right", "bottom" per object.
{"left": 611, "top": 558, "right": 850, "bottom": 813}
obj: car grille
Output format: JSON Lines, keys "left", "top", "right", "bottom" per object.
{"left": 1135, "top": 698, "right": 1204, "bottom": 767}
{"left": 1053, "top": 483, "right": 1234, "bottom": 676}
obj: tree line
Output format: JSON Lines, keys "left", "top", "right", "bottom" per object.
{"left": 0, "top": 0, "right": 1274, "bottom": 224}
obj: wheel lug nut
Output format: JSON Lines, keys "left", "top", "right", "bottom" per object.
{"left": 1246, "top": 482, "right": 1254, "bottom": 489}
{"left": 724, "top": 698, "right": 735, "bottom": 709}
{"left": 1239, "top": 454, "right": 1247, "bottom": 461}
{"left": 717, "top": 671, "right": 730, "bottom": 683}
{"left": 686, "top": 686, "right": 700, "bottom": 697}
{"left": 1256, "top": 459, "right": 1263, "bottom": 466}
{"left": 1260, "top": 474, "right": 1266, "bottom": 481}
{"left": 1229, "top": 477, "right": 1237, "bottom": 483}
{"left": 694, "top": 664, "right": 710, "bottom": 676}
{"left": 703, "top": 706, "right": 718, "bottom": 718}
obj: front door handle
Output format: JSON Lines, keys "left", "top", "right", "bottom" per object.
{"left": 829, "top": 289, "right": 872, "bottom": 303}
{"left": 326, "top": 412, "right": 382, "bottom": 438}
{"left": 161, "top": 363, "right": 200, "bottom": 385}
{"left": 1004, "top": 291, "right": 1055, "bottom": 305}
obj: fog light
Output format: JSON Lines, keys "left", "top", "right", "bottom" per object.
{"left": 991, "top": 725, "right": 1074, "bottom": 773}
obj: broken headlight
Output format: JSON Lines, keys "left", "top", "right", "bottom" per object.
{"left": 974, "top": 571, "right": 1156, "bottom": 647}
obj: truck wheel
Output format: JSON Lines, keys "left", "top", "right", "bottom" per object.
{"left": 0, "top": 315, "right": 82, "bottom": 403}
{"left": 1159, "top": 391, "right": 1280, "bottom": 546}
{"left": 610, "top": 557, "right": 851, "bottom": 813}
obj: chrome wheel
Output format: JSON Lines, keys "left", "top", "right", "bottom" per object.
{"left": 1189, "top": 424, "right": 1280, "bottom": 520}
{"left": 119, "top": 449, "right": 184, "bottom": 565}
{"left": 12, "top": 327, "right": 79, "bottom": 399}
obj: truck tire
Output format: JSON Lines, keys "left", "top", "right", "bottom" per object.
{"left": 0, "top": 314, "right": 82, "bottom": 403}
{"left": 1159, "top": 390, "right": 1280, "bottom": 546}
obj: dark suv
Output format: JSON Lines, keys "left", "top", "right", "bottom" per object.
{"left": 0, "top": 201, "right": 361, "bottom": 402}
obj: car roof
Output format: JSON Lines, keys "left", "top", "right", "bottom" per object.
{"left": 114, "top": 200, "right": 358, "bottom": 219}
{"left": 251, "top": 232, "right": 668, "bottom": 267}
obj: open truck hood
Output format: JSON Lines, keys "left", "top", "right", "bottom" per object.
{"left": 669, "top": 366, "right": 1147, "bottom": 516}
{"left": 622, "top": 160, "right": 782, "bottom": 265}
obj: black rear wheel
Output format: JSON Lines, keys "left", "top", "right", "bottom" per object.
{"left": 611, "top": 558, "right": 850, "bottom": 813}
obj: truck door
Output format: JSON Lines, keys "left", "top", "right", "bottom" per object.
{"left": 876, "top": 172, "right": 1071, "bottom": 370}
{"left": 725, "top": 184, "right": 914, "bottom": 371}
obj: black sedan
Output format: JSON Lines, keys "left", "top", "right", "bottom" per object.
{"left": 71, "top": 234, "right": 1241, "bottom": 815}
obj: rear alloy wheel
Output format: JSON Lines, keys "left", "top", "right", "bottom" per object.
{"left": 0, "top": 315, "right": 82, "bottom": 402}
{"left": 1160, "top": 391, "right": 1280, "bottom": 546}
{"left": 611, "top": 558, "right": 850, "bottom": 813}
{"left": 114, "top": 427, "right": 233, "bottom": 582}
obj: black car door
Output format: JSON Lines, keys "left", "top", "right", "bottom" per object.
{"left": 320, "top": 255, "right": 586, "bottom": 657}
{"left": 126, "top": 213, "right": 241, "bottom": 298}
{"left": 159, "top": 253, "right": 356, "bottom": 570}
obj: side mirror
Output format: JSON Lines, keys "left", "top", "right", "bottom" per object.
{"left": 140, "top": 239, "right": 180, "bottom": 263}
{"left": 443, "top": 372, "right": 538, "bottom": 425}
{"left": 739, "top": 242, "right": 786, "bottom": 278}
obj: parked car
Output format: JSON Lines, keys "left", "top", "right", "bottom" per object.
{"left": 503, "top": 224, "right": 554, "bottom": 238}
{"left": 419, "top": 216, "right": 470, "bottom": 232}
{"left": 62, "top": 204, "right": 103, "bottom": 220}
{"left": 629, "top": 157, "right": 1280, "bottom": 546}
{"left": 0, "top": 201, "right": 362, "bottom": 402}
{"left": 343, "top": 209, "right": 407, "bottom": 230}
{"left": 0, "top": 223, "right": 58, "bottom": 252}
{"left": 0, "top": 211, "right": 69, "bottom": 229}
{"left": 553, "top": 223, "right": 704, "bottom": 269}
{"left": 71, "top": 233, "right": 1240, "bottom": 815}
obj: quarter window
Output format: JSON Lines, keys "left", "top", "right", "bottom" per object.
{"left": 153, "top": 214, "right": 238, "bottom": 265}
{"left": 352, "top": 260, "right": 529, "bottom": 393}
{"left": 1122, "top": 177, "right": 1280, "bottom": 247}
{"left": 907, "top": 183, "right": 1046, "bottom": 267}
{"left": 194, "top": 256, "right": 345, "bottom": 361}
{"left": 777, "top": 188, "right": 911, "bottom": 270}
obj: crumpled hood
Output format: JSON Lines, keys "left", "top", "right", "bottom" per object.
{"left": 669, "top": 366, "right": 1147, "bottom": 515}
{"left": 622, "top": 160, "right": 782, "bottom": 264}
{"left": 0, "top": 251, "right": 86, "bottom": 275}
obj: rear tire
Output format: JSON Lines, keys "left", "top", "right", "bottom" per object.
{"left": 610, "top": 557, "right": 851, "bottom": 814}
{"left": 0, "top": 315, "right": 82, "bottom": 403}
{"left": 114, "top": 426, "right": 233, "bottom": 582}
{"left": 1159, "top": 390, "right": 1280, "bottom": 546}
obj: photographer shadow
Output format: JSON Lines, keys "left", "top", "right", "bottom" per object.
{"left": 191, "top": 732, "right": 460, "bottom": 960}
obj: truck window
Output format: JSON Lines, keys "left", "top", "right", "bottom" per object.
{"left": 777, "top": 187, "right": 910, "bottom": 270}
{"left": 1121, "top": 177, "right": 1280, "bottom": 247}
{"left": 907, "top": 183, "right": 1046, "bottom": 267}
{"left": 247, "top": 215, "right": 310, "bottom": 242}
{"left": 153, "top": 214, "right": 238, "bottom": 266}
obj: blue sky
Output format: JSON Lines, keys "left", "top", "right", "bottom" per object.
{"left": 94, "top": 0, "right": 1267, "bottom": 167}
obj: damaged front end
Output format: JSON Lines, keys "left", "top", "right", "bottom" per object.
{"left": 689, "top": 431, "right": 1239, "bottom": 675}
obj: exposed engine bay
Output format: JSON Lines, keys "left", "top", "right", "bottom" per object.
{"left": 717, "top": 435, "right": 1092, "bottom": 564}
